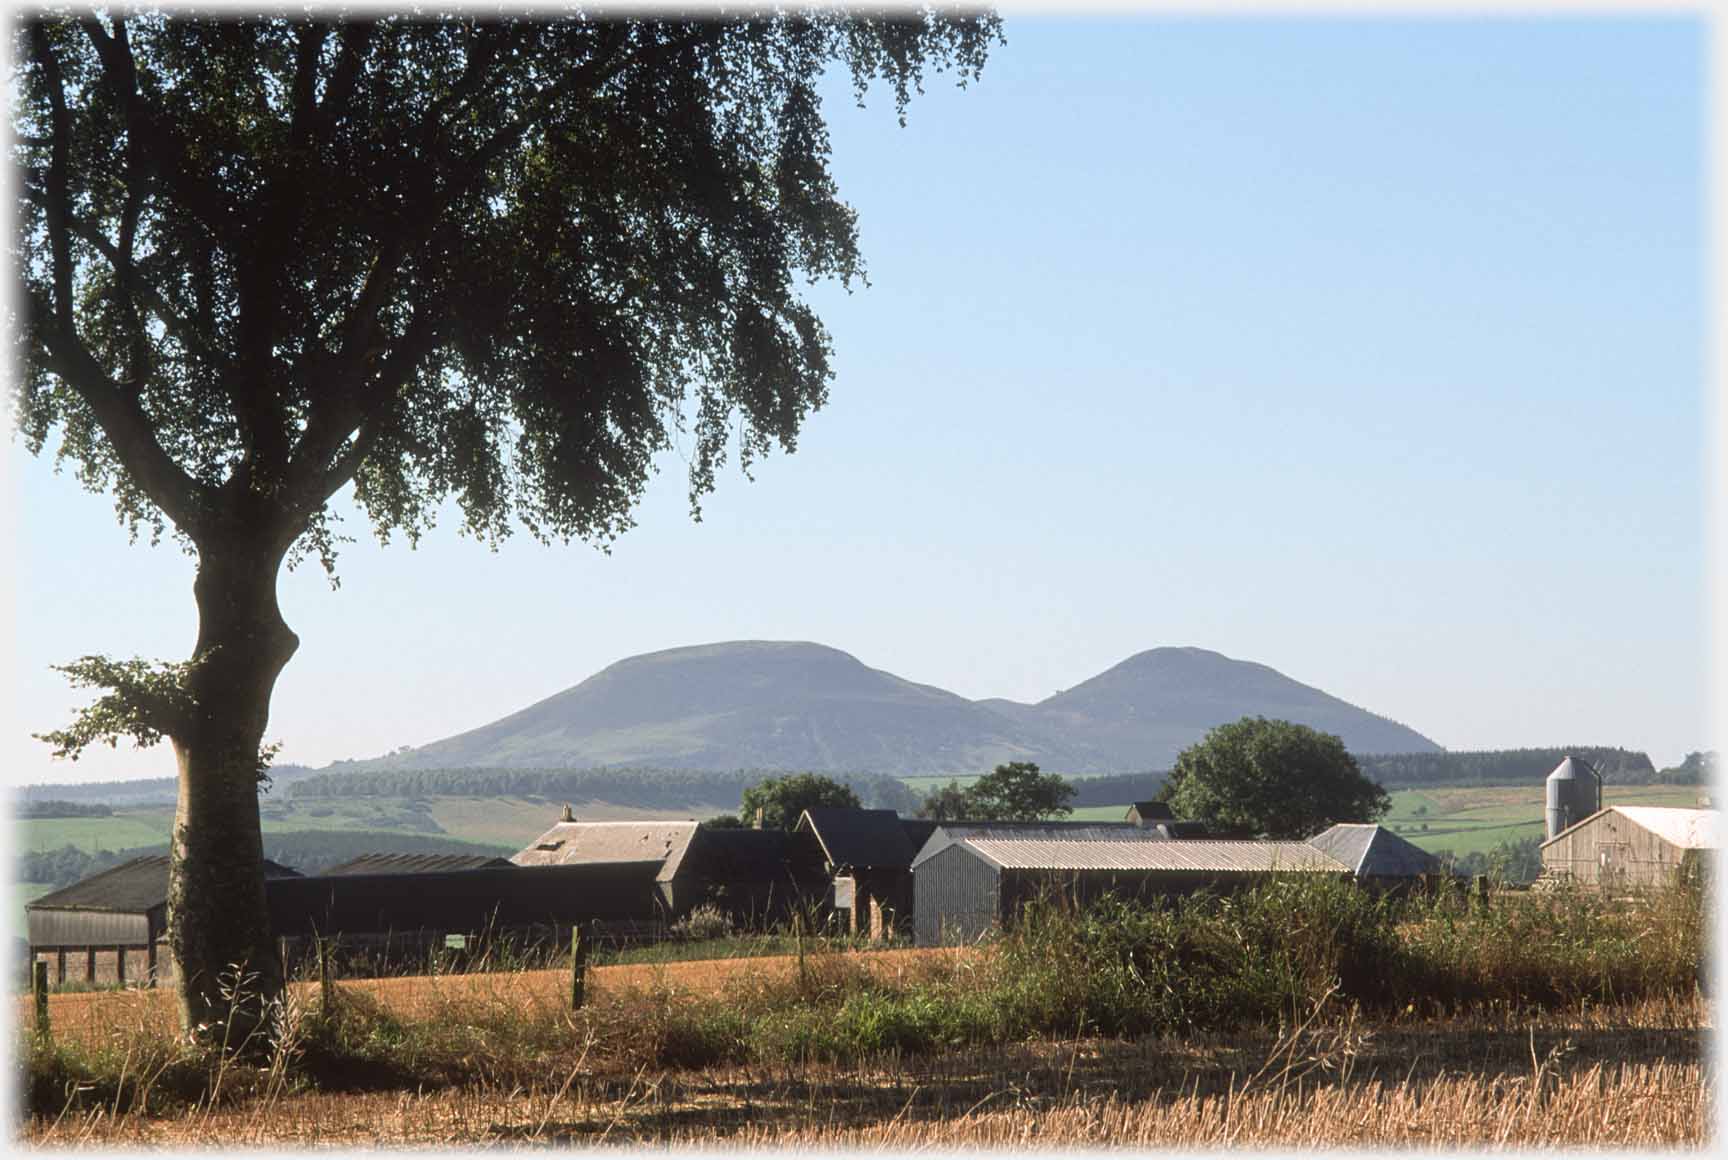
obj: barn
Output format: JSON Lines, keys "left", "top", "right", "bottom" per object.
{"left": 794, "top": 808, "right": 937, "bottom": 939}
{"left": 511, "top": 814, "right": 826, "bottom": 924}
{"left": 320, "top": 852, "right": 515, "bottom": 875}
{"left": 913, "top": 838, "right": 1351, "bottom": 946}
{"left": 1539, "top": 806, "right": 1718, "bottom": 891}
{"left": 26, "top": 855, "right": 301, "bottom": 986}
{"left": 266, "top": 861, "right": 665, "bottom": 972}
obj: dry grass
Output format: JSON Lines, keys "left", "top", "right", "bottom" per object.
{"left": 23, "top": 993, "right": 1711, "bottom": 1149}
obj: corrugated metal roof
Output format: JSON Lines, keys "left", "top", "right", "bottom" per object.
{"left": 958, "top": 839, "right": 1351, "bottom": 873}
{"left": 1306, "top": 824, "right": 1440, "bottom": 877}
{"left": 27, "top": 856, "right": 301, "bottom": 913}
{"left": 511, "top": 820, "right": 701, "bottom": 879}
{"left": 321, "top": 853, "right": 515, "bottom": 876}
{"left": 797, "top": 808, "right": 915, "bottom": 869}
{"left": 1612, "top": 807, "right": 1718, "bottom": 850}
{"left": 911, "top": 821, "right": 1157, "bottom": 869}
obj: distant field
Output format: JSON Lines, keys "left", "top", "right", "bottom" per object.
{"left": 1384, "top": 783, "right": 1704, "bottom": 856}
{"left": 1067, "top": 805, "right": 1133, "bottom": 822}
{"left": 14, "top": 814, "right": 172, "bottom": 854}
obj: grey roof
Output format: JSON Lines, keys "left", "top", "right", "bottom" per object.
{"left": 1305, "top": 824, "right": 1440, "bottom": 877}
{"left": 1127, "top": 801, "right": 1174, "bottom": 822}
{"left": 911, "top": 821, "right": 1154, "bottom": 869}
{"left": 511, "top": 820, "right": 701, "bottom": 881}
{"left": 321, "top": 853, "right": 515, "bottom": 876}
{"left": 957, "top": 839, "right": 1351, "bottom": 873}
{"left": 28, "top": 855, "right": 302, "bottom": 914}
{"left": 797, "top": 808, "right": 915, "bottom": 870}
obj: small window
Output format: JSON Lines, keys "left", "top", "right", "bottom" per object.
{"left": 536, "top": 840, "right": 565, "bottom": 852}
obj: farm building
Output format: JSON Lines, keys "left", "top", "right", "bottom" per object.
{"left": 1305, "top": 823, "right": 1442, "bottom": 889}
{"left": 912, "top": 820, "right": 1172, "bottom": 867}
{"left": 794, "top": 808, "right": 939, "bottom": 939}
{"left": 1539, "top": 806, "right": 1718, "bottom": 892}
{"left": 320, "top": 852, "right": 515, "bottom": 875}
{"left": 913, "top": 837, "right": 1350, "bottom": 946}
{"left": 26, "top": 855, "right": 301, "bottom": 986}
{"left": 511, "top": 816, "right": 826, "bottom": 924}
{"left": 266, "top": 861, "right": 665, "bottom": 972}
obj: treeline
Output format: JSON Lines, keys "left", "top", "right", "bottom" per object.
{"left": 17, "top": 800, "right": 113, "bottom": 819}
{"left": 19, "top": 763, "right": 318, "bottom": 806}
{"left": 287, "top": 765, "right": 919, "bottom": 815}
{"left": 1068, "top": 771, "right": 1167, "bottom": 807}
{"left": 19, "top": 831, "right": 516, "bottom": 890}
{"left": 1355, "top": 747, "right": 1657, "bottom": 788}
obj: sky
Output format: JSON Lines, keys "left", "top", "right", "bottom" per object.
{"left": 3, "top": 14, "right": 1711, "bottom": 788}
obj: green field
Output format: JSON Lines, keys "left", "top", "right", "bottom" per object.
{"left": 14, "top": 814, "right": 173, "bottom": 854}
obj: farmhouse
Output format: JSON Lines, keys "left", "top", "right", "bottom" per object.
{"left": 913, "top": 837, "right": 1351, "bottom": 946}
{"left": 1539, "top": 806, "right": 1718, "bottom": 892}
{"left": 26, "top": 855, "right": 301, "bottom": 986}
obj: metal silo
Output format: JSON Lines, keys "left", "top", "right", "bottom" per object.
{"left": 1545, "top": 756, "right": 1601, "bottom": 840}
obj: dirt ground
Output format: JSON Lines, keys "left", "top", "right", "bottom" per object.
{"left": 23, "top": 945, "right": 973, "bottom": 1047}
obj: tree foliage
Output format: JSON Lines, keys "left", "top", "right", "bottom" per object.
{"left": 918, "top": 761, "right": 1075, "bottom": 821}
{"left": 13, "top": 11, "right": 1002, "bottom": 563}
{"left": 739, "top": 771, "right": 860, "bottom": 830}
{"left": 1157, "top": 717, "right": 1390, "bottom": 839}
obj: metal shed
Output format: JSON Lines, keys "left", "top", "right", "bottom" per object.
{"left": 26, "top": 856, "right": 300, "bottom": 986}
{"left": 913, "top": 838, "right": 1351, "bottom": 946}
{"left": 1539, "top": 806, "right": 1718, "bottom": 892}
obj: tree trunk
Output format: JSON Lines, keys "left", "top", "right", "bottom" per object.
{"left": 167, "top": 531, "right": 299, "bottom": 1041}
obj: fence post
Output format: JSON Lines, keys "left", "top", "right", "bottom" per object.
{"left": 319, "top": 939, "right": 335, "bottom": 1012}
{"left": 570, "top": 924, "right": 590, "bottom": 1010}
{"left": 794, "top": 911, "right": 808, "bottom": 993}
{"left": 33, "top": 960, "right": 50, "bottom": 1042}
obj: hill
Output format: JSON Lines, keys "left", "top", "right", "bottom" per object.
{"left": 340, "top": 642, "right": 1107, "bottom": 776}
{"left": 334, "top": 641, "right": 1435, "bottom": 776}
{"left": 1006, "top": 647, "right": 1440, "bottom": 770}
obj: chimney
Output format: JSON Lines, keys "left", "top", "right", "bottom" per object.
{"left": 753, "top": 806, "right": 765, "bottom": 830}
{"left": 560, "top": 803, "right": 575, "bottom": 823}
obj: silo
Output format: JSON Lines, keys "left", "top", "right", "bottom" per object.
{"left": 1544, "top": 756, "right": 1601, "bottom": 840}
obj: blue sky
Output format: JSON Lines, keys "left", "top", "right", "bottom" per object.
{"left": 4, "top": 15, "right": 1709, "bottom": 785}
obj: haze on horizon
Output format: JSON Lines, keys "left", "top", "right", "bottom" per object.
{"left": 4, "top": 17, "right": 1707, "bottom": 787}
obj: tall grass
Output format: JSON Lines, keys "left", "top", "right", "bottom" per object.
{"left": 18, "top": 874, "right": 1708, "bottom": 1121}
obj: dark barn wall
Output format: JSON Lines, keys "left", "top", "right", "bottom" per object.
{"left": 915, "top": 844, "right": 1002, "bottom": 947}
{"left": 265, "top": 863, "right": 664, "bottom": 938}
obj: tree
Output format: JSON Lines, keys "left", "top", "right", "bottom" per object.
{"left": 918, "top": 779, "right": 972, "bottom": 822}
{"left": 963, "top": 761, "right": 1074, "bottom": 821}
{"left": 1156, "top": 717, "right": 1390, "bottom": 839}
{"left": 916, "top": 761, "right": 1075, "bottom": 821}
{"left": 739, "top": 772, "right": 861, "bottom": 831}
{"left": 11, "top": 11, "right": 1000, "bottom": 1035}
